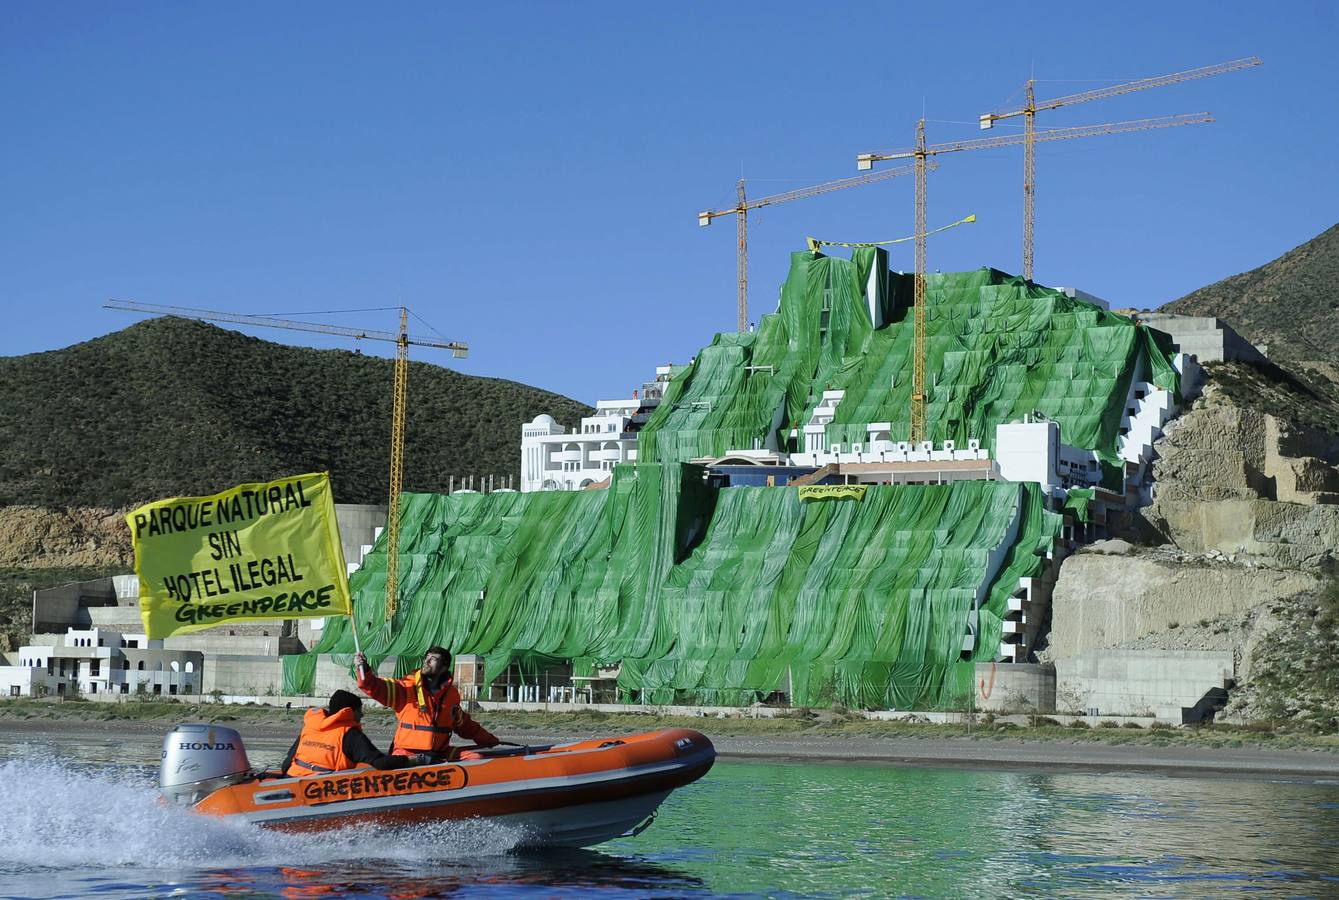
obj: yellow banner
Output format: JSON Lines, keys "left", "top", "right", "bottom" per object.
{"left": 797, "top": 484, "right": 869, "bottom": 502}
{"left": 128, "top": 472, "right": 352, "bottom": 639}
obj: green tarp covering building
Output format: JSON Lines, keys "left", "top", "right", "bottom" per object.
{"left": 638, "top": 249, "right": 1178, "bottom": 471}
{"left": 284, "top": 248, "right": 1178, "bottom": 708}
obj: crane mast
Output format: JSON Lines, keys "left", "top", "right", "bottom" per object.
{"left": 1023, "top": 80, "right": 1036, "bottom": 281}
{"left": 103, "top": 298, "right": 467, "bottom": 623}
{"left": 385, "top": 307, "right": 410, "bottom": 620}
{"left": 736, "top": 180, "right": 748, "bottom": 333}
{"left": 912, "top": 119, "right": 928, "bottom": 446}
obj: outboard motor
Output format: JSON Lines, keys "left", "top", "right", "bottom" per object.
{"left": 160, "top": 723, "right": 252, "bottom": 806}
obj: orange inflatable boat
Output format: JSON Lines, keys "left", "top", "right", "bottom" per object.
{"left": 159, "top": 724, "right": 715, "bottom": 847}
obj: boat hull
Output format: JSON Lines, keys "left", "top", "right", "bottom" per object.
{"left": 454, "top": 790, "right": 672, "bottom": 848}
{"left": 191, "top": 727, "right": 714, "bottom": 847}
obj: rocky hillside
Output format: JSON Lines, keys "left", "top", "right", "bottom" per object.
{"left": 1207, "top": 361, "right": 1339, "bottom": 439}
{"left": 1046, "top": 373, "right": 1339, "bottom": 729}
{"left": 0, "top": 506, "right": 133, "bottom": 570}
{"left": 1161, "top": 222, "right": 1339, "bottom": 369}
{"left": 0, "top": 317, "right": 592, "bottom": 506}
{"left": 1139, "top": 379, "right": 1339, "bottom": 560}
{"left": 0, "top": 506, "right": 136, "bottom": 652}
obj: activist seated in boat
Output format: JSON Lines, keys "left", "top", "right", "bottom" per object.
{"left": 282, "top": 689, "right": 428, "bottom": 776}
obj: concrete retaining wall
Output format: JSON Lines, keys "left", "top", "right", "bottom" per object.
{"left": 1138, "top": 314, "right": 1268, "bottom": 366}
{"left": 201, "top": 656, "right": 284, "bottom": 696}
{"left": 1055, "top": 649, "right": 1233, "bottom": 722}
{"left": 86, "top": 605, "right": 145, "bottom": 631}
{"left": 61, "top": 691, "right": 1163, "bottom": 729}
{"left": 32, "top": 579, "right": 117, "bottom": 633}
{"left": 166, "top": 634, "right": 298, "bottom": 655}
{"left": 973, "top": 662, "right": 1056, "bottom": 713}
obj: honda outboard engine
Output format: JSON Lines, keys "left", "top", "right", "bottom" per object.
{"left": 160, "top": 723, "right": 252, "bottom": 805}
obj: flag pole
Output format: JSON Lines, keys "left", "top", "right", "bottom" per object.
{"left": 348, "top": 607, "right": 366, "bottom": 678}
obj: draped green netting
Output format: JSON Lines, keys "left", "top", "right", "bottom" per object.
{"left": 638, "top": 249, "right": 1179, "bottom": 466}
{"left": 638, "top": 249, "right": 879, "bottom": 462}
{"left": 283, "top": 467, "right": 1060, "bottom": 710}
{"left": 974, "top": 482, "right": 1065, "bottom": 665}
{"left": 279, "top": 246, "right": 1163, "bottom": 704}
{"left": 284, "top": 464, "right": 713, "bottom": 695}
{"left": 1064, "top": 488, "right": 1096, "bottom": 524}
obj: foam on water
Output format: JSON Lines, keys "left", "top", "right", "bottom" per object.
{"left": 0, "top": 757, "right": 528, "bottom": 874}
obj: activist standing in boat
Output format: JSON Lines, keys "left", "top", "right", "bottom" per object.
{"left": 354, "top": 646, "right": 500, "bottom": 762}
{"left": 282, "top": 689, "right": 425, "bottom": 776}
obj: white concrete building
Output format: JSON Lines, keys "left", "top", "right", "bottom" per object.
{"left": 0, "top": 626, "right": 202, "bottom": 698}
{"left": 520, "top": 366, "right": 672, "bottom": 492}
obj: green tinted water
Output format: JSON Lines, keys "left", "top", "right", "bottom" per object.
{"left": 2, "top": 729, "right": 1337, "bottom": 897}
{"left": 608, "top": 759, "right": 1339, "bottom": 897}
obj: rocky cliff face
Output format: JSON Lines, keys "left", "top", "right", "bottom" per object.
{"left": 1140, "top": 379, "right": 1339, "bottom": 570}
{"left": 0, "top": 505, "right": 133, "bottom": 653}
{"left": 0, "top": 506, "right": 133, "bottom": 569}
{"left": 1047, "top": 546, "right": 1316, "bottom": 668}
{"left": 1047, "top": 377, "right": 1339, "bottom": 726}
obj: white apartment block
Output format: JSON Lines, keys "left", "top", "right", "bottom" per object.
{"left": 0, "top": 626, "right": 202, "bottom": 698}
{"left": 520, "top": 366, "right": 672, "bottom": 492}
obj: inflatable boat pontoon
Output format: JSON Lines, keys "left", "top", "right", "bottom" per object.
{"left": 160, "top": 724, "right": 715, "bottom": 847}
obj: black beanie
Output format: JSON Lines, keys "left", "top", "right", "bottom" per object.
{"left": 327, "top": 689, "right": 363, "bottom": 716}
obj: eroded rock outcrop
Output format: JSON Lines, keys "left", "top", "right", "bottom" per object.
{"left": 1047, "top": 549, "right": 1316, "bottom": 676}
{"left": 0, "top": 506, "right": 133, "bottom": 569}
{"left": 1046, "top": 379, "right": 1339, "bottom": 722}
{"left": 1140, "top": 382, "right": 1339, "bottom": 570}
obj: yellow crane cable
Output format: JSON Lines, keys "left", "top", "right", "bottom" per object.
{"left": 806, "top": 214, "right": 977, "bottom": 252}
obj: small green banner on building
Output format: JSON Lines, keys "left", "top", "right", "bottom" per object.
{"left": 797, "top": 484, "right": 869, "bottom": 502}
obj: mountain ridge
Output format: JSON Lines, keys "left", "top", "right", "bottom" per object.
{"left": 1160, "top": 222, "right": 1339, "bottom": 366}
{"left": 0, "top": 317, "right": 592, "bottom": 507}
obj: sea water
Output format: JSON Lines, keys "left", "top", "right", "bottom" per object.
{"left": 1, "top": 728, "right": 1337, "bottom": 898}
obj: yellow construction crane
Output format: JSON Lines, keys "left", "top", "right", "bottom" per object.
{"left": 698, "top": 163, "right": 924, "bottom": 332}
{"left": 979, "top": 56, "right": 1260, "bottom": 280}
{"left": 856, "top": 112, "right": 1212, "bottom": 443}
{"left": 103, "top": 299, "right": 468, "bottom": 621}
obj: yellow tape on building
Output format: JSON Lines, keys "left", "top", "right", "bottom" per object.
{"left": 127, "top": 472, "right": 352, "bottom": 639}
{"left": 797, "top": 484, "right": 869, "bottom": 502}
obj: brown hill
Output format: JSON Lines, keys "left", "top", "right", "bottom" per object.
{"left": 0, "top": 317, "right": 592, "bottom": 507}
{"left": 1161, "top": 223, "right": 1339, "bottom": 366}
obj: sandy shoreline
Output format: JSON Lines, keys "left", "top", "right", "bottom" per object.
{"left": 4, "top": 712, "right": 1338, "bottom": 782}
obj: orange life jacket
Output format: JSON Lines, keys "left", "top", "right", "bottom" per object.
{"left": 391, "top": 673, "right": 467, "bottom": 756}
{"left": 286, "top": 706, "right": 359, "bottom": 776}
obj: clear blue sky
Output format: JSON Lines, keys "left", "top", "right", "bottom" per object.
{"left": 2, "top": 2, "right": 1334, "bottom": 405}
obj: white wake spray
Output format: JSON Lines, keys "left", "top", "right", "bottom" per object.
{"left": 0, "top": 757, "right": 528, "bottom": 873}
